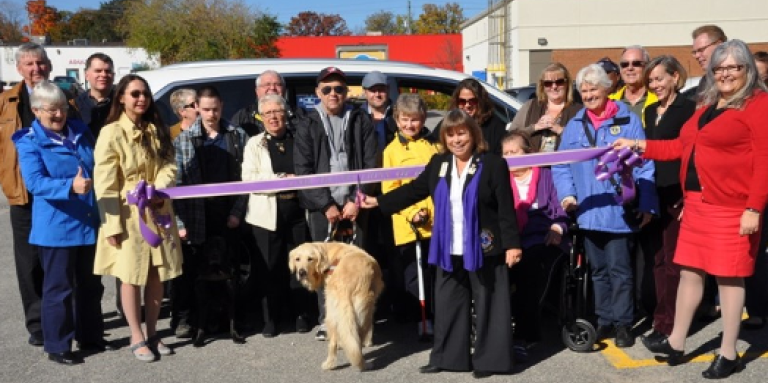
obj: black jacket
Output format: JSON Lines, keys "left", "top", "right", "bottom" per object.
{"left": 377, "top": 152, "right": 521, "bottom": 256}
{"left": 294, "top": 105, "right": 378, "bottom": 212}
{"left": 643, "top": 94, "right": 696, "bottom": 187}
{"left": 230, "top": 103, "right": 306, "bottom": 137}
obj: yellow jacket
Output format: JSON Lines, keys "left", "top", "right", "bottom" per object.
{"left": 382, "top": 132, "right": 439, "bottom": 246}
{"left": 609, "top": 85, "right": 658, "bottom": 127}
{"left": 93, "top": 113, "right": 182, "bottom": 285}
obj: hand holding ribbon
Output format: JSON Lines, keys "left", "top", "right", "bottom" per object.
{"left": 595, "top": 146, "right": 643, "bottom": 205}
{"left": 126, "top": 180, "right": 173, "bottom": 248}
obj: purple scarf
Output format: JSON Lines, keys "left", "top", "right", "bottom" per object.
{"left": 428, "top": 159, "right": 483, "bottom": 272}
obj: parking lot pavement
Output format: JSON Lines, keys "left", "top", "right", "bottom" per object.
{"left": 1, "top": 207, "right": 767, "bottom": 383}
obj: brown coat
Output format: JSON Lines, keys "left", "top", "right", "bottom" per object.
{"left": 93, "top": 113, "right": 182, "bottom": 285}
{"left": 0, "top": 82, "right": 29, "bottom": 205}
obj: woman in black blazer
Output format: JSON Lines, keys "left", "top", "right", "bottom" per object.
{"left": 361, "top": 109, "right": 522, "bottom": 378}
{"left": 639, "top": 55, "right": 697, "bottom": 348}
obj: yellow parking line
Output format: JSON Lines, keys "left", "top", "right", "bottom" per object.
{"left": 601, "top": 340, "right": 768, "bottom": 369}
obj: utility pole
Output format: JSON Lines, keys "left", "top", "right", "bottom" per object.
{"left": 407, "top": 0, "right": 412, "bottom": 35}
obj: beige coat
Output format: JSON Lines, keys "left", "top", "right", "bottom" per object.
{"left": 242, "top": 132, "right": 282, "bottom": 231}
{"left": 93, "top": 113, "right": 182, "bottom": 285}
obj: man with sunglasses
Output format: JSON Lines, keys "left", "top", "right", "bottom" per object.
{"left": 74, "top": 53, "right": 114, "bottom": 139}
{"left": 169, "top": 88, "right": 198, "bottom": 140}
{"left": 294, "top": 66, "right": 377, "bottom": 341}
{"left": 231, "top": 70, "right": 305, "bottom": 137}
{"left": 609, "top": 45, "right": 657, "bottom": 126}
{"left": 683, "top": 25, "right": 727, "bottom": 101}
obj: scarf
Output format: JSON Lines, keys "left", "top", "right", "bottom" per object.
{"left": 428, "top": 158, "right": 483, "bottom": 272}
{"left": 510, "top": 167, "right": 540, "bottom": 232}
{"left": 586, "top": 100, "right": 618, "bottom": 129}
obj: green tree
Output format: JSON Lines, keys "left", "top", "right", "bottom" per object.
{"left": 121, "top": 0, "right": 278, "bottom": 65}
{"left": 47, "top": 0, "right": 129, "bottom": 43}
{"left": 249, "top": 13, "right": 281, "bottom": 58}
{"left": 413, "top": 2, "right": 465, "bottom": 34}
{"left": 364, "top": 10, "right": 396, "bottom": 34}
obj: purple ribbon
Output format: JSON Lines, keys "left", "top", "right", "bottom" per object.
{"left": 594, "top": 147, "right": 643, "bottom": 205}
{"left": 158, "top": 147, "right": 614, "bottom": 200}
{"left": 126, "top": 180, "right": 173, "bottom": 248}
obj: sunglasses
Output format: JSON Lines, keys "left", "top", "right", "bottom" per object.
{"left": 457, "top": 97, "right": 479, "bottom": 107}
{"left": 129, "top": 90, "right": 152, "bottom": 99}
{"left": 619, "top": 60, "right": 645, "bottom": 69}
{"left": 542, "top": 78, "right": 567, "bottom": 87}
{"left": 320, "top": 85, "right": 347, "bottom": 95}
{"left": 183, "top": 102, "right": 196, "bottom": 109}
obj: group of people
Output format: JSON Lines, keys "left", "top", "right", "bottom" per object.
{"left": 1, "top": 22, "right": 767, "bottom": 381}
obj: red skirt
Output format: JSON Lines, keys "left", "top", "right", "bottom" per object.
{"left": 675, "top": 192, "right": 759, "bottom": 277}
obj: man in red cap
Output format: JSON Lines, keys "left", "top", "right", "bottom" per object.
{"left": 293, "top": 67, "right": 378, "bottom": 341}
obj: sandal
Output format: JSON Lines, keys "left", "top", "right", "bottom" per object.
{"left": 130, "top": 340, "right": 156, "bottom": 362}
{"left": 148, "top": 335, "right": 174, "bottom": 356}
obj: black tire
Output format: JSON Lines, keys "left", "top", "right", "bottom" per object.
{"left": 561, "top": 318, "right": 596, "bottom": 352}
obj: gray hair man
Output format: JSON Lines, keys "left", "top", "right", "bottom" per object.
{"left": 609, "top": 45, "right": 657, "bottom": 126}
{"left": 169, "top": 88, "right": 198, "bottom": 140}
{"left": 230, "top": 69, "right": 305, "bottom": 136}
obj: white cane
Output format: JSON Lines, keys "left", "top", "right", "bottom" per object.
{"left": 410, "top": 223, "right": 430, "bottom": 341}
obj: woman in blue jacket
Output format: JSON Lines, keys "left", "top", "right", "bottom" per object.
{"left": 552, "top": 64, "right": 658, "bottom": 349}
{"left": 13, "top": 82, "right": 109, "bottom": 365}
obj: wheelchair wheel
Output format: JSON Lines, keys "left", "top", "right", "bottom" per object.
{"left": 561, "top": 319, "right": 596, "bottom": 352}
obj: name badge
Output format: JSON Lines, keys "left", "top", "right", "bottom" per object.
{"left": 610, "top": 125, "right": 621, "bottom": 135}
{"left": 439, "top": 162, "right": 448, "bottom": 177}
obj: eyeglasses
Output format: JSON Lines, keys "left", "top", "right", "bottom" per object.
{"left": 129, "top": 90, "right": 151, "bottom": 99}
{"left": 320, "top": 85, "right": 347, "bottom": 95}
{"left": 712, "top": 65, "right": 745, "bottom": 75}
{"left": 457, "top": 97, "right": 479, "bottom": 107}
{"left": 619, "top": 60, "right": 645, "bottom": 69}
{"left": 262, "top": 110, "right": 286, "bottom": 117}
{"left": 692, "top": 41, "right": 719, "bottom": 56}
{"left": 259, "top": 82, "right": 283, "bottom": 89}
{"left": 183, "top": 102, "right": 196, "bottom": 109}
{"left": 542, "top": 78, "right": 567, "bottom": 87}
{"left": 38, "top": 105, "right": 68, "bottom": 115}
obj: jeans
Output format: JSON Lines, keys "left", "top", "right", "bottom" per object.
{"left": 583, "top": 231, "right": 634, "bottom": 326}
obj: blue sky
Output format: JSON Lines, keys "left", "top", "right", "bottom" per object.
{"left": 43, "top": 0, "right": 494, "bottom": 31}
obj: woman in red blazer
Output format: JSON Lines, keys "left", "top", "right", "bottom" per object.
{"left": 615, "top": 40, "right": 768, "bottom": 379}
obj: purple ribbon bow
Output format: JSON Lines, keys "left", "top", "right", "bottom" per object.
{"left": 126, "top": 180, "right": 172, "bottom": 248}
{"left": 594, "top": 147, "right": 643, "bottom": 205}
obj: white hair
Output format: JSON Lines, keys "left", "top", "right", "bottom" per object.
{"left": 258, "top": 94, "right": 288, "bottom": 114}
{"left": 30, "top": 81, "right": 66, "bottom": 109}
{"left": 621, "top": 45, "right": 651, "bottom": 63}
{"left": 575, "top": 64, "right": 613, "bottom": 92}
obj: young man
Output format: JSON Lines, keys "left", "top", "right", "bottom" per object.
{"left": 74, "top": 53, "right": 115, "bottom": 138}
{"left": 172, "top": 86, "right": 249, "bottom": 340}
{"left": 294, "top": 67, "right": 377, "bottom": 340}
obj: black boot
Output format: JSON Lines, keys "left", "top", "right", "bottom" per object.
{"left": 702, "top": 354, "right": 744, "bottom": 379}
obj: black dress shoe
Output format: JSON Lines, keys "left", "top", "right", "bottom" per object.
{"left": 614, "top": 326, "right": 635, "bottom": 348}
{"left": 78, "top": 339, "right": 117, "bottom": 352}
{"left": 641, "top": 330, "right": 665, "bottom": 343}
{"left": 643, "top": 337, "right": 684, "bottom": 366}
{"left": 472, "top": 370, "right": 493, "bottom": 379}
{"left": 702, "top": 354, "right": 744, "bottom": 379}
{"left": 742, "top": 316, "right": 766, "bottom": 330}
{"left": 596, "top": 325, "right": 614, "bottom": 340}
{"left": 296, "top": 316, "right": 310, "bottom": 333}
{"left": 262, "top": 321, "right": 277, "bottom": 338}
{"left": 419, "top": 364, "right": 442, "bottom": 374}
{"left": 28, "top": 333, "right": 44, "bottom": 347}
{"left": 48, "top": 351, "right": 84, "bottom": 366}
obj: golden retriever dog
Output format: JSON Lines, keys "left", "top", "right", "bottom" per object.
{"left": 289, "top": 242, "right": 384, "bottom": 371}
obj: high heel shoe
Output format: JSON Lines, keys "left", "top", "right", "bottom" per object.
{"left": 642, "top": 337, "right": 684, "bottom": 366}
{"left": 702, "top": 354, "right": 744, "bottom": 379}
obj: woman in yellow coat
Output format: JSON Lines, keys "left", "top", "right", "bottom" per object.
{"left": 382, "top": 94, "right": 440, "bottom": 336}
{"left": 93, "top": 74, "right": 181, "bottom": 362}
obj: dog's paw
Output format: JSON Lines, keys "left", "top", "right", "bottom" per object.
{"left": 363, "top": 340, "right": 374, "bottom": 347}
{"left": 321, "top": 360, "right": 336, "bottom": 370}
{"left": 359, "top": 361, "right": 374, "bottom": 371}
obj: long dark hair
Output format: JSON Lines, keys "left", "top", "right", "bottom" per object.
{"left": 449, "top": 78, "right": 494, "bottom": 125}
{"left": 106, "top": 74, "right": 173, "bottom": 161}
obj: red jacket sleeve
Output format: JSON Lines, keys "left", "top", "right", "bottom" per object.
{"left": 746, "top": 93, "right": 768, "bottom": 212}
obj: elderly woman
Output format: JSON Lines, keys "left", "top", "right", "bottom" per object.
{"left": 637, "top": 56, "right": 696, "bottom": 348}
{"left": 381, "top": 93, "right": 439, "bottom": 336}
{"left": 361, "top": 109, "right": 521, "bottom": 378}
{"left": 508, "top": 63, "right": 582, "bottom": 152}
{"left": 501, "top": 130, "right": 569, "bottom": 347}
{"left": 169, "top": 88, "right": 198, "bottom": 140}
{"left": 12, "top": 82, "right": 110, "bottom": 365}
{"left": 552, "top": 64, "right": 658, "bottom": 349}
{"left": 243, "top": 94, "right": 311, "bottom": 337}
{"left": 615, "top": 40, "right": 768, "bottom": 379}
{"left": 437, "top": 78, "right": 507, "bottom": 155}
{"left": 94, "top": 74, "right": 181, "bottom": 362}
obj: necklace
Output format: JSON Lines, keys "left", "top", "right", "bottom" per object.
{"left": 266, "top": 132, "right": 287, "bottom": 153}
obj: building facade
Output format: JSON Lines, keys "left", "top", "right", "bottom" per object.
{"left": 463, "top": 0, "right": 768, "bottom": 88}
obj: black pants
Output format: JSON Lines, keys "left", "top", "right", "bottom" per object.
{"left": 390, "top": 240, "right": 434, "bottom": 322}
{"left": 430, "top": 255, "right": 514, "bottom": 373}
{"left": 171, "top": 243, "right": 200, "bottom": 328}
{"left": 745, "top": 213, "right": 768, "bottom": 318}
{"left": 509, "top": 244, "right": 561, "bottom": 343}
{"left": 252, "top": 198, "right": 311, "bottom": 325}
{"left": 10, "top": 202, "right": 43, "bottom": 337}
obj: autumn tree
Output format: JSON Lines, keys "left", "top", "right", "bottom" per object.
{"left": 250, "top": 14, "right": 281, "bottom": 57}
{"left": 48, "top": 0, "right": 129, "bottom": 43}
{"left": 413, "top": 2, "right": 465, "bottom": 34}
{"left": 285, "top": 11, "right": 350, "bottom": 36}
{"left": 364, "top": 11, "right": 397, "bottom": 34}
{"left": 0, "top": 1, "right": 25, "bottom": 42}
{"left": 24, "top": 0, "right": 59, "bottom": 36}
{"left": 122, "top": 0, "right": 279, "bottom": 64}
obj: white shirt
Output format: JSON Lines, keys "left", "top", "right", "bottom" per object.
{"left": 449, "top": 155, "right": 473, "bottom": 254}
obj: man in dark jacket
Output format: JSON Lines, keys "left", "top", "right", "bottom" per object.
{"left": 230, "top": 70, "right": 305, "bottom": 136}
{"left": 74, "top": 53, "right": 114, "bottom": 138}
{"left": 294, "top": 66, "right": 377, "bottom": 341}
